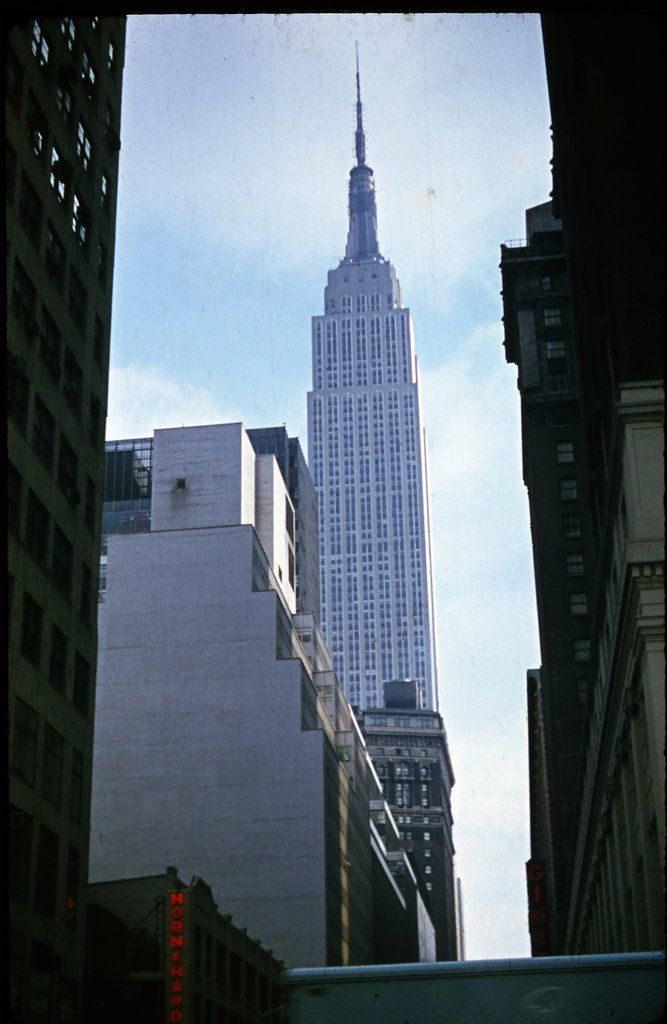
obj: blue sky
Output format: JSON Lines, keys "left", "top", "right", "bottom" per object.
{"left": 107, "top": 12, "right": 552, "bottom": 960}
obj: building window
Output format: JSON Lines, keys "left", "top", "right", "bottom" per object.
{"left": 8, "top": 365, "right": 30, "bottom": 433}
{"left": 49, "top": 146, "right": 68, "bottom": 203}
{"left": 63, "top": 349, "right": 83, "bottom": 417}
{"left": 76, "top": 119, "right": 93, "bottom": 172}
{"left": 19, "top": 172, "right": 43, "bottom": 247}
{"left": 424, "top": 831, "right": 431, "bottom": 841}
{"left": 107, "top": 40, "right": 117, "bottom": 74}
{"left": 52, "top": 525, "right": 74, "bottom": 598}
{"left": 541, "top": 275, "right": 552, "bottom": 291}
{"left": 21, "top": 593, "right": 43, "bottom": 668}
{"left": 81, "top": 51, "right": 96, "bottom": 98}
{"left": 40, "top": 308, "right": 62, "bottom": 383}
{"left": 425, "top": 865, "right": 432, "bottom": 875}
{"left": 71, "top": 193, "right": 89, "bottom": 249}
{"left": 100, "top": 171, "right": 110, "bottom": 211}
{"left": 25, "top": 489, "right": 50, "bottom": 565}
{"left": 57, "top": 435, "right": 79, "bottom": 505}
{"left": 546, "top": 339, "right": 565, "bottom": 359}
{"left": 79, "top": 564, "right": 93, "bottom": 625}
{"left": 34, "top": 826, "right": 59, "bottom": 917}
{"left": 60, "top": 17, "right": 76, "bottom": 50}
{"left": 32, "top": 396, "right": 55, "bottom": 469}
{"left": 26, "top": 93, "right": 47, "bottom": 161}
{"left": 424, "top": 849, "right": 431, "bottom": 857}
{"left": 10, "top": 806, "right": 33, "bottom": 903}
{"left": 73, "top": 652, "right": 90, "bottom": 716}
{"left": 569, "top": 592, "right": 589, "bottom": 616}
{"left": 70, "top": 751, "right": 83, "bottom": 823}
{"left": 12, "top": 259, "right": 37, "bottom": 336}
{"left": 573, "top": 638, "right": 591, "bottom": 663}
{"left": 544, "top": 306, "right": 562, "bottom": 326}
{"left": 45, "top": 222, "right": 65, "bottom": 290}
{"left": 547, "top": 372, "right": 569, "bottom": 392}
{"left": 41, "top": 724, "right": 64, "bottom": 809}
{"left": 556, "top": 441, "right": 574, "bottom": 463}
{"left": 56, "top": 85, "right": 73, "bottom": 125}
{"left": 68, "top": 268, "right": 87, "bottom": 333}
{"left": 566, "top": 553, "right": 585, "bottom": 575}
{"left": 49, "top": 626, "right": 68, "bottom": 693}
{"left": 12, "top": 698, "right": 38, "bottom": 785}
{"left": 426, "top": 882, "right": 432, "bottom": 891}
{"left": 562, "top": 515, "right": 581, "bottom": 538}
{"left": 31, "top": 20, "right": 50, "bottom": 66}
{"left": 576, "top": 680, "right": 588, "bottom": 705}
{"left": 559, "top": 478, "right": 578, "bottom": 501}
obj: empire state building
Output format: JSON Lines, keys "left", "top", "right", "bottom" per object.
{"left": 308, "top": 62, "right": 439, "bottom": 711}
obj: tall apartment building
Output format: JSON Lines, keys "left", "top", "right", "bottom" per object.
{"left": 536, "top": 15, "right": 664, "bottom": 953}
{"left": 7, "top": 17, "right": 125, "bottom": 1022}
{"left": 357, "top": 680, "right": 458, "bottom": 961}
{"left": 307, "top": 63, "right": 438, "bottom": 711}
{"left": 89, "top": 422, "right": 434, "bottom": 968}
{"left": 500, "top": 202, "right": 597, "bottom": 953}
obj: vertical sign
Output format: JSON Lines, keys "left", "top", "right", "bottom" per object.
{"left": 526, "top": 858, "right": 550, "bottom": 956}
{"left": 167, "top": 890, "right": 187, "bottom": 1022}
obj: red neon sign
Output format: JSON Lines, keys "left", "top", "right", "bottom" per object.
{"left": 167, "top": 891, "right": 187, "bottom": 1023}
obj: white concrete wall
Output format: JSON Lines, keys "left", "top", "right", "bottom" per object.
{"left": 151, "top": 423, "right": 255, "bottom": 533}
{"left": 255, "top": 454, "right": 296, "bottom": 614}
{"left": 90, "top": 523, "right": 328, "bottom": 967}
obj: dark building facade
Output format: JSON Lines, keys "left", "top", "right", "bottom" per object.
{"left": 357, "top": 681, "right": 457, "bottom": 961}
{"left": 500, "top": 202, "right": 597, "bottom": 952}
{"left": 7, "top": 17, "right": 125, "bottom": 1022}
{"left": 247, "top": 427, "right": 320, "bottom": 619}
{"left": 534, "top": 15, "right": 664, "bottom": 953}
{"left": 85, "top": 867, "right": 284, "bottom": 1024}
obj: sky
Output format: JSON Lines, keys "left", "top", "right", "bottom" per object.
{"left": 106, "top": 12, "right": 553, "bottom": 961}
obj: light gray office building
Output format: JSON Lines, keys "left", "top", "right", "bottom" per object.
{"left": 89, "top": 422, "right": 435, "bottom": 968}
{"left": 307, "top": 65, "right": 438, "bottom": 711}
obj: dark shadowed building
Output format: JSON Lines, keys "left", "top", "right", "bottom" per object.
{"left": 533, "top": 14, "right": 664, "bottom": 953}
{"left": 357, "top": 680, "right": 458, "bottom": 960}
{"left": 7, "top": 17, "right": 125, "bottom": 1021}
{"left": 500, "top": 201, "right": 597, "bottom": 952}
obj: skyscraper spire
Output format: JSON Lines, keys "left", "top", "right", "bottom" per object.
{"left": 345, "top": 47, "right": 380, "bottom": 262}
{"left": 355, "top": 42, "right": 366, "bottom": 166}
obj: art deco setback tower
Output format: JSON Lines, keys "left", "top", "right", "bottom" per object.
{"left": 308, "top": 63, "right": 438, "bottom": 711}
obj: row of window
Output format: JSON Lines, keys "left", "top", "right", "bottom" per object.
{"left": 12, "top": 258, "right": 107, "bottom": 431}
{"left": 10, "top": 804, "right": 80, "bottom": 924}
{"left": 11, "top": 697, "right": 85, "bottom": 815}
{"left": 9, "top": 367, "right": 100, "bottom": 520}
{"left": 29, "top": 18, "right": 119, "bottom": 91}
{"left": 376, "top": 762, "right": 434, "bottom": 779}
{"left": 192, "top": 926, "right": 277, "bottom": 1012}
{"left": 325, "top": 292, "right": 396, "bottom": 314}
{"left": 11, "top": 583, "right": 92, "bottom": 717}
{"left": 10, "top": 138, "right": 111, "bottom": 297}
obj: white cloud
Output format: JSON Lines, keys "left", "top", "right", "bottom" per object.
{"left": 105, "top": 364, "right": 243, "bottom": 440}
